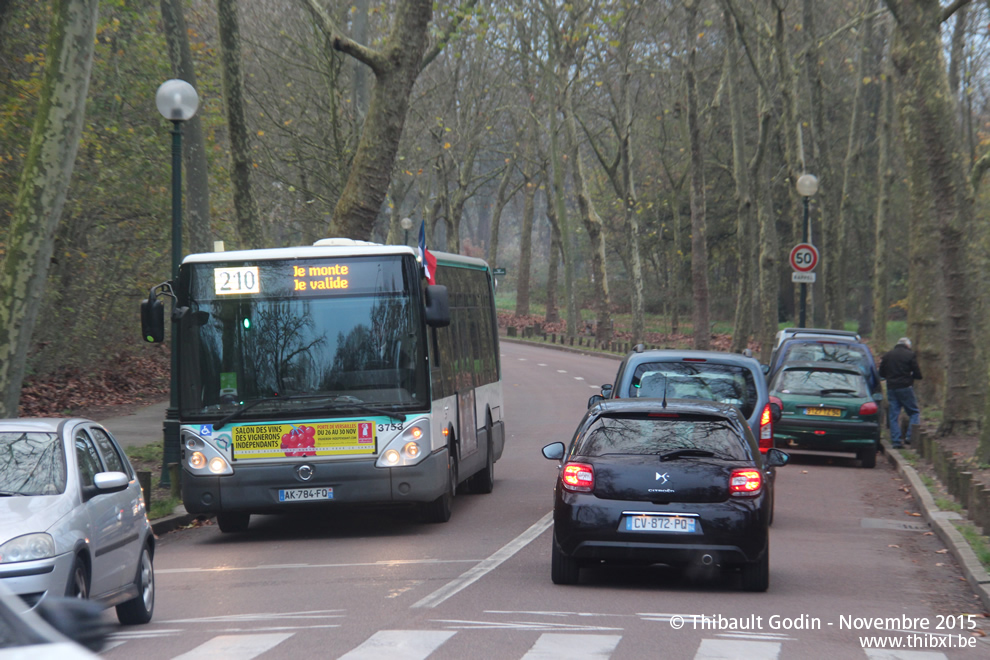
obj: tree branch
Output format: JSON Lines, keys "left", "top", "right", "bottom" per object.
{"left": 942, "top": 0, "right": 973, "bottom": 23}
{"left": 300, "top": 0, "right": 387, "bottom": 75}
{"left": 421, "top": 0, "right": 480, "bottom": 70}
{"left": 970, "top": 149, "right": 990, "bottom": 192}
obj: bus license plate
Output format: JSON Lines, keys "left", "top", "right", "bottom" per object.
{"left": 279, "top": 487, "right": 333, "bottom": 502}
{"left": 624, "top": 515, "right": 696, "bottom": 533}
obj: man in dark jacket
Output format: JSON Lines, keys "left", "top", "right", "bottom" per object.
{"left": 879, "top": 337, "right": 923, "bottom": 448}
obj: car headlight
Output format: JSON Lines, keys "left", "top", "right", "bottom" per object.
{"left": 0, "top": 533, "right": 56, "bottom": 563}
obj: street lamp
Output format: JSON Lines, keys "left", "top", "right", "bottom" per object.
{"left": 796, "top": 173, "right": 818, "bottom": 328}
{"left": 156, "top": 79, "right": 199, "bottom": 488}
{"left": 401, "top": 217, "right": 413, "bottom": 245}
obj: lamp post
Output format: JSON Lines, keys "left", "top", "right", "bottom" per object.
{"left": 156, "top": 79, "right": 199, "bottom": 488}
{"left": 401, "top": 217, "right": 413, "bottom": 245}
{"left": 795, "top": 173, "right": 818, "bottom": 328}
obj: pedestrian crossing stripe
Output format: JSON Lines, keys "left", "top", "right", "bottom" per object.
{"left": 101, "top": 628, "right": 955, "bottom": 659}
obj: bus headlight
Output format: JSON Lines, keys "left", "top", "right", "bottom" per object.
{"left": 182, "top": 430, "right": 233, "bottom": 475}
{"left": 376, "top": 419, "right": 429, "bottom": 468}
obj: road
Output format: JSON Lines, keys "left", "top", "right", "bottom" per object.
{"left": 100, "top": 342, "right": 990, "bottom": 659}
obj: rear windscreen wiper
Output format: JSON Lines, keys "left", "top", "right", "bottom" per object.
{"left": 658, "top": 448, "right": 717, "bottom": 461}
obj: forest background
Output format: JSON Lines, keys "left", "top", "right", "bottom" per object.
{"left": 3, "top": 0, "right": 990, "bottom": 460}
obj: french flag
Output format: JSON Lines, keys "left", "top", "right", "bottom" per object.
{"left": 418, "top": 221, "right": 437, "bottom": 285}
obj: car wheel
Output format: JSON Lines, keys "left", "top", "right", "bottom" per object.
{"left": 467, "top": 425, "right": 495, "bottom": 494}
{"left": 422, "top": 448, "right": 456, "bottom": 523}
{"left": 858, "top": 445, "right": 877, "bottom": 469}
{"left": 550, "top": 535, "right": 580, "bottom": 585}
{"left": 116, "top": 544, "right": 154, "bottom": 625}
{"left": 740, "top": 549, "right": 769, "bottom": 592}
{"left": 217, "top": 512, "right": 251, "bottom": 533}
{"left": 66, "top": 557, "right": 89, "bottom": 599}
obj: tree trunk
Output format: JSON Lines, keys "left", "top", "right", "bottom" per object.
{"left": 724, "top": 10, "right": 754, "bottom": 353}
{"left": 548, "top": 100, "right": 578, "bottom": 337}
{"left": 217, "top": 0, "right": 261, "bottom": 249}
{"left": 0, "top": 0, "right": 98, "bottom": 416}
{"left": 685, "top": 0, "right": 710, "bottom": 350}
{"left": 872, "top": 59, "right": 894, "bottom": 346}
{"left": 514, "top": 152, "right": 538, "bottom": 317}
{"left": 161, "top": 0, "right": 212, "bottom": 253}
{"left": 563, "top": 80, "right": 612, "bottom": 344}
{"left": 487, "top": 154, "right": 517, "bottom": 267}
{"left": 304, "top": 0, "right": 432, "bottom": 240}
{"left": 886, "top": 0, "right": 981, "bottom": 438}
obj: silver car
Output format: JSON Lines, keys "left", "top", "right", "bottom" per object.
{"left": 0, "top": 418, "right": 154, "bottom": 625}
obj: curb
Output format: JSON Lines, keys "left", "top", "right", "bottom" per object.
{"left": 151, "top": 512, "right": 213, "bottom": 536}
{"left": 882, "top": 438, "right": 990, "bottom": 611}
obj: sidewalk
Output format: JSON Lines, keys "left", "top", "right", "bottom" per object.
{"left": 98, "top": 402, "right": 211, "bottom": 534}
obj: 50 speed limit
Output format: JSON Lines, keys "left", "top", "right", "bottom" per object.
{"left": 789, "top": 243, "right": 819, "bottom": 273}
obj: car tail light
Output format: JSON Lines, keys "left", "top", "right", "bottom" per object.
{"left": 730, "top": 468, "right": 763, "bottom": 496}
{"left": 859, "top": 401, "right": 878, "bottom": 416}
{"left": 562, "top": 462, "right": 594, "bottom": 492}
{"left": 759, "top": 403, "right": 773, "bottom": 453}
{"left": 770, "top": 395, "right": 783, "bottom": 409}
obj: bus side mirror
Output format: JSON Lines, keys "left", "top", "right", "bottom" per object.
{"left": 141, "top": 294, "right": 165, "bottom": 343}
{"left": 424, "top": 284, "right": 450, "bottom": 327}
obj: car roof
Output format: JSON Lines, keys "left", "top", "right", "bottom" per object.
{"left": 622, "top": 348, "right": 762, "bottom": 368}
{"left": 0, "top": 418, "right": 86, "bottom": 433}
{"left": 590, "top": 397, "right": 746, "bottom": 419}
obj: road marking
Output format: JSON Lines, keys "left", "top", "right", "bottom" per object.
{"left": 589, "top": 385, "right": 600, "bottom": 389}
{"left": 338, "top": 630, "right": 455, "bottom": 660}
{"left": 538, "top": 363, "right": 547, "bottom": 366}
{"left": 574, "top": 376, "right": 585, "bottom": 381}
{"left": 518, "top": 358, "right": 528, "bottom": 361}
{"left": 557, "top": 369, "right": 568, "bottom": 373}
{"left": 863, "top": 650, "right": 948, "bottom": 659}
{"left": 694, "top": 638, "right": 781, "bottom": 659}
{"left": 437, "top": 618, "right": 623, "bottom": 632}
{"left": 522, "top": 633, "right": 622, "bottom": 658}
{"left": 411, "top": 511, "right": 554, "bottom": 609}
{"left": 156, "top": 559, "right": 478, "bottom": 575}
{"left": 171, "top": 633, "right": 292, "bottom": 660}
{"left": 163, "top": 610, "right": 345, "bottom": 624}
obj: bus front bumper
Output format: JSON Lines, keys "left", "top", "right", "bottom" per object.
{"left": 182, "top": 448, "right": 449, "bottom": 514}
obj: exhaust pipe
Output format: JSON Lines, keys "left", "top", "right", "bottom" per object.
{"left": 701, "top": 554, "right": 714, "bottom": 566}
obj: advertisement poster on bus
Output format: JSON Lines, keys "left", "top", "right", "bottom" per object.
{"left": 230, "top": 421, "right": 377, "bottom": 459}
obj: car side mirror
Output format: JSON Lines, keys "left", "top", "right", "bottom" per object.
{"left": 601, "top": 384, "right": 613, "bottom": 397}
{"left": 424, "top": 284, "right": 450, "bottom": 327}
{"left": 588, "top": 394, "right": 605, "bottom": 408}
{"left": 761, "top": 364, "right": 770, "bottom": 375}
{"left": 94, "top": 471, "right": 129, "bottom": 493}
{"left": 542, "top": 442, "right": 565, "bottom": 461}
{"left": 766, "top": 448, "right": 789, "bottom": 468}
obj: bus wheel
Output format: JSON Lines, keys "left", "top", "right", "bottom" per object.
{"left": 217, "top": 512, "right": 250, "bottom": 533}
{"left": 422, "top": 450, "right": 456, "bottom": 523}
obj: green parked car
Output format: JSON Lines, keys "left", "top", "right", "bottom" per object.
{"left": 768, "top": 362, "right": 882, "bottom": 468}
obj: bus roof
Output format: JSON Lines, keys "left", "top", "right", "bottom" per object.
{"left": 181, "top": 239, "right": 491, "bottom": 271}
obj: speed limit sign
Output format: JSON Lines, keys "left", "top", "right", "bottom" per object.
{"left": 789, "top": 243, "right": 819, "bottom": 272}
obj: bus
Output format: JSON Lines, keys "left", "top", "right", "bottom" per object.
{"left": 140, "top": 238, "right": 504, "bottom": 531}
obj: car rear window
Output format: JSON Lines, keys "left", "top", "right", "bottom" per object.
{"left": 781, "top": 342, "right": 871, "bottom": 368}
{"left": 0, "top": 432, "right": 67, "bottom": 495}
{"left": 574, "top": 414, "right": 750, "bottom": 460}
{"left": 627, "top": 362, "right": 757, "bottom": 417}
{"left": 775, "top": 368, "right": 868, "bottom": 397}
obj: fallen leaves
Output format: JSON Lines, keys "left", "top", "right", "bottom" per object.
{"left": 935, "top": 549, "right": 949, "bottom": 554}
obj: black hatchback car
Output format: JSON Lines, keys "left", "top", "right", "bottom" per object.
{"left": 542, "top": 399, "right": 788, "bottom": 591}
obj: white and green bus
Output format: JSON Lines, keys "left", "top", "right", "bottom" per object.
{"left": 141, "top": 239, "right": 504, "bottom": 531}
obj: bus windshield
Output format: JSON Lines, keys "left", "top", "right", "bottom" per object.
{"left": 176, "top": 255, "right": 429, "bottom": 418}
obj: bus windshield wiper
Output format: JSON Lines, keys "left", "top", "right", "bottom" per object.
{"left": 214, "top": 394, "right": 336, "bottom": 430}
{"left": 658, "top": 448, "right": 717, "bottom": 461}
{"left": 324, "top": 397, "right": 404, "bottom": 423}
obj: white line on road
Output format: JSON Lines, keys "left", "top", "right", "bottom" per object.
{"left": 171, "top": 633, "right": 293, "bottom": 660}
{"left": 522, "top": 633, "right": 622, "bottom": 659}
{"left": 411, "top": 511, "right": 554, "bottom": 609}
{"left": 557, "top": 369, "right": 567, "bottom": 373}
{"left": 574, "top": 376, "right": 585, "bottom": 381}
{"left": 156, "top": 558, "right": 478, "bottom": 575}
{"left": 694, "top": 638, "right": 781, "bottom": 659}
{"left": 538, "top": 363, "right": 547, "bottom": 366}
{"left": 864, "top": 650, "right": 949, "bottom": 660}
{"left": 436, "top": 619, "right": 623, "bottom": 632}
{"left": 337, "top": 630, "right": 456, "bottom": 660}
